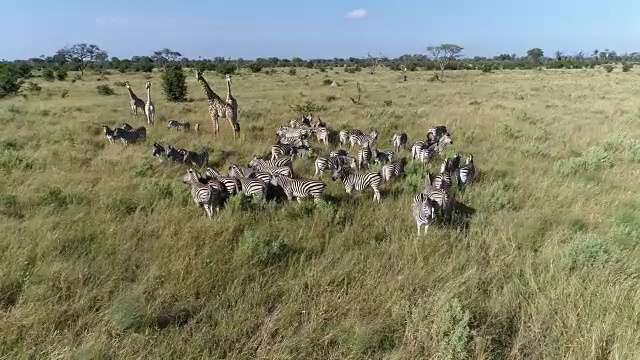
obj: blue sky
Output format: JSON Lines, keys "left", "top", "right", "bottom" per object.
{"left": 2, "top": 0, "right": 640, "bottom": 60}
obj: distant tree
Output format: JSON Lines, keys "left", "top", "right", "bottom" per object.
{"left": 55, "top": 43, "right": 107, "bottom": 77}
{"left": 0, "top": 64, "right": 25, "bottom": 98}
{"left": 426, "top": 44, "right": 464, "bottom": 79}
{"left": 249, "top": 62, "right": 263, "bottom": 73}
{"left": 161, "top": 63, "right": 188, "bottom": 102}
{"left": 152, "top": 48, "right": 182, "bottom": 67}
{"left": 527, "top": 48, "right": 544, "bottom": 63}
{"left": 592, "top": 49, "right": 599, "bottom": 59}
{"left": 555, "top": 51, "right": 564, "bottom": 61}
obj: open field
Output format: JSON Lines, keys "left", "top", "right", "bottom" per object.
{"left": 2, "top": 67, "right": 640, "bottom": 359}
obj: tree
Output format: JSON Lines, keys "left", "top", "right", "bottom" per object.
{"left": 0, "top": 64, "right": 24, "bottom": 98}
{"left": 527, "top": 48, "right": 544, "bottom": 63}
{"left": 152, "top": 48, "right": 182, "bottom": 67}
{"left": 161, "top": 63, "right": 188, "bottom": 102}
{"left": 55, "top": 43, "right": 107, "bottom": 77}
{"left": 554, "top": 51, "right": 564, "bottom": 61}
{"left": 426, "top": 44, "right": 464, "bottom": 79}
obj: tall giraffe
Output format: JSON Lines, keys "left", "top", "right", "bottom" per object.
{"left": 125, "top": 81, "right": 146, "bottom": 118}
{"left": 144, "top": 81, "right": 155, "bottom": 125}
{"left": 195, "top": 70, "right": 240, "bottom": 139}
{"left": 225, "top": 74, "right": 237, "bottom": 109}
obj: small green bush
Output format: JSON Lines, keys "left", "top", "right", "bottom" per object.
{"left": 288, "top": 68, "right": 297, "bottom": 76}
{"left": 603, "top": 65, "right": 614, "bottom": 73}
{"left": 96, "top": 85, "right": 115, "bottom": 96}
{"left": 25, "top": 81, "right": 41, "bottom": 94}
{"left": 0, "top": 64, "right": 24, "bottom": 98}
{"left": 622, "top": 63, "right": 633, "bottom": 73}
{"left": 249, "top": 63, "right": 263, "bottom": 73}
{"left": 55, "top": 68, "right": 68, "bottom": 81}
{"left": 322, "top": 79, "right": 333, "bottom": 86}
{"left": 161, "top": 63, "right": 188, "bottom": 102}
{"left": 42, "top": 68, "right": 55, "bottom": 82}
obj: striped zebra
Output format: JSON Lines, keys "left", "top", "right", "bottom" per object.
{"left": 291, "top": 146, "right": 315, "bottom": 159}
{"left": 167, "top": 145, "right": 186, "bottom": 163}
{"left": 102, "top": 125, "right": 119, "bottom": 144}
{"left": 314, "top": 155, "right": 356, "bottom": 178}
{"left": 357, "top": 143, "right": 373, "bottom": 169}
{"left": 349, "top": 131, "right": 378, "bottom": 149}
{"left": 151, "top": 143, "right": 165, "bottom": 159}
{"left": 269, "top": 174, "right": 326, "bottom": 203}
{"left": 271, "top": 143, "right": 310, "bottom": 161}
{"left": 455, "top": 154, "right": 476, "bottom": 191}
{"left": 227, "top": 165, "right": 268, "bottom": 199}
{"left": 205, "top": 167, "right": 240, "bottom": 196}
{"left": 311, "top": 117, "right": 326, "bottom": 128}
{"left": 412, "top": 193, "right": 435, "bottom": 235}
{"left": 424, "top": 187, "right": 452, "bottom": 219}
{"left": 248, "top": 157, "right": 293, "bottom": 177}
{"left": 229, "top": 164, "right": 272, "bottom": 184}
{"left": 422, "top": 170, "right": 436, "bottom": 194}
{"left": 433, "top": 158, "right": 453, "bottom": 191}
{"left": 183, "top": 150, "right": 209, "bottom": 167}
{"left": 339, "top": 129, "right": 364, "bottom": 147}
{"left": 289, "top": 114, "right": 313, "bottom": 128}
{"left": 277, "top": 126, "right": 310, "bottom": 139}
{"left": 250, "top": 155, "right": 292, "bottom": 169}
{"left": 332, "top": 167, "right": 383, "bottom": 203}
{"left": 168, "top": 120, "right": 191, "bottom": 131}
{"left": 411, "top": 134, "right": 453, "bottom": 162}
{"left": 115, "top": 126, "right": 146, "bottom": 145}
{"left": 373, "top": 148, "right": 394, "bottom": 164}
{"left": 381, "top": 158, "right": 406, "bottom": 182}
{"left": 182, "top": 168, "right": 221, "bottom": 219}
{"left": 428, "top": 126, "right": 450, "bottom": 141}
{"left": 278, "top": 135, "right": 308, "bottom": 146}
{"left": 392, "top": 133, "right": 408, "bottom": 152}
{"left": 330, "top": 149, "right": 349, "bottom": 158}
{"left": 312, "top": 126, "right": 330, "bottom": 146}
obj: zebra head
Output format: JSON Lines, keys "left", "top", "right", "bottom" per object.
{"left": 167, "top": 120, "right": 177, "bottom": 128}
{"left": 183, "top": 168, "right": 199, "bottom": 184}
{"left": 248, "top": 156, "right": 262, "bottom": 169}
{"left": 331, "top": 167, "right": 347, "bottom": 182}
{"left": 102, "top": 125, "right": 111, "bottom": 133}
{"left": 466, "top": 154, "right": 474, "bottom": 165}
{"left": 122, "top": 123, "right": 133, "bottom": 131}
{"left": 450, "top": 153, "right": 462, "bottom": 171}
{"left": 440, "top": 133, "right": 453, "bottom": 146}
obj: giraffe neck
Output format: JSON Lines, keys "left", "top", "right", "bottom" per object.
{"left": 127, "top": 87, "right": 137, "bottom": 100}
{"left": 146, "top": 86, "right": 151, "bottom": 103}
{"left": 226, "top": 79, "right": 232, "bottom": 100}
{"left": 198, "top": 78, "right": 221, "bottom": 104}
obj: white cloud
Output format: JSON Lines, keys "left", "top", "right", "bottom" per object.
{"left": 345, "top": 9, "right": 367, "bottom": 20}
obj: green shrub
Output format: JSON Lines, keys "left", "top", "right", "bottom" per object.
{"left": 288, "top": 68, "right": 297, "bottom": 76}
{"left": 622, "top": 63, "right": 633, "bottom": 72}
{"left": 55, "top": 68, "right": 68, "bottom": 81}
{"left": 42, "top": 68, "right": 55, "bottom": 82}
{"left": 248, "top": 62, "right": 262, "bottom": 73}
{"left": 322, "top": 79, "right": 333, "bottom": 86}
{"left": 25, "top": 81, "right": 41, "bottom": 94}
{"left": 96, "top": 85, "right": 115, "bottom": 96}
{"left": 161, "top": 63, "right": 188, "bottom": 102}
{"left": 603, "top": 65, "right": 614, "bottom": 73}
{"left": 0, "top": 64, "right": 24, "bottom": 98}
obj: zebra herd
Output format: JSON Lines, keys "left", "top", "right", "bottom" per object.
{"left": 99, "top": 114, "right": 477, "bottom": 234}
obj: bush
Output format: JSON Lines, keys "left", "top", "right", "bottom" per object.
{"left": 215, "top": 63, "right": 236, "bottom": 75}
{"left": 25, "top": 81, "right": 41, "bottom": 94}
{"left": 288, "top": 68, "right": 297, "bottom": 76}
{"left": 42, "top": 68, "right": 55, "bottom": 82}
{"left": 324, "top": 95, "right": 338, "bottom": 102}
{"left": 55, "top": 68, "right": 68, "bottom": 81}
{"left": 481, "top": 64, "right": 494, "bottom": 73}
{"left": 603, "top": 65, "right": 614, "bottom": 73}
{"left": 248, "top": 62, "right": 263, "bottom": 73}
{"left": 161, "top": 63, "right": 188, "bottom": 102}
{"left": 622, "top": 63, "right": 633, "bottom": 73}
{"left": 96, "top": 85, "right": 115, "bottom": 96}
{"left": 0, "top": 64, "right": 24, "bottom": 99}
{"left": 322, "top": 79, "right": 333, "bottom": 86}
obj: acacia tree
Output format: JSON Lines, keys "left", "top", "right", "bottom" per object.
{"left": 55, "top": 43, "right": 107, "bottom": 77}
{"left": 527, "top": 48, "right": 544, "bottom": 63}
{"left": 151, "top": 48, "right": 182, "bottom": 67}
{"left": 427, "top": 44, "right": 463, "bottom": 79}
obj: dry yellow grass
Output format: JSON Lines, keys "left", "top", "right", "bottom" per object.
{"left": 1, "top": 67, "right": 640, "bottom": 359}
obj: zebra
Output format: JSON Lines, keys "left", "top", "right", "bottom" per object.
{"left": 248, "top": 157, "right": 293, "bottom": 177}
{"left": 428, "top": 125, "right": 450, "bottom": 141}
{"left": 291, "top": 146, "right": 315, "bottom": 159}
{"left": 455, "top": 154, "right": 476, "bottom": 191}
{"left": 167, "top": 145, "right": 186, "bottom": 163}
{"left": 278, "top": 135, "right": 308, "bottom": 146}
{"left": 312, "top": 126, "right": 330, "bottom": 146}
{"left": 182, "top": 168, "right": 221, "bottom": 219}
{"left": 289, "top": 114, "right": 313, "bottom": 128}
{"left": 339, "top": 129, "right": 364, "bottom": 147}
{"left": 102, "top": 125, "right": 119, "bottom": 144}
{"left": 168, "top": 120, "right": 191, "bottom": 131}
{"left": 331, "top": 167, "right": 383, "bottom": 203}
{"left": 411, "top": 134, "right": 452, "bottom": 162}
{"left": 349, "top": 131, "right": 378, "bottom": 149}
{"left": 122, "top": 123, "right": 134, "bottom": 131}
{"left": 151, "top": 143, "right": 165, "bottom": 159}
{"left": 233, "top": 175, "right": 268, "bottom": 199}
{"left": 357, "top": 143, "right": 373, "bottom": 169}
{"left": 381, "top": 158, "right": 406, "bottom": 182}
{"left": 271, "top": 143, "right": 310, "bottom": 160}
{"left": 422, "top": 170, "right": 436, "bottom": 195}
{"left": 183, "top": 150, "right": 209, "bottom": 167}
{"left": 269, "top": 174, "right": 326, "bottom": 203}
{"left": 204, "top": 167, "right": 240, "bottom": 196}
{"left": 330, "top": 149, "right": 349, "bottom": 158}
{"left": 314, "top": 155, "right": 356, "bottom": 178}
{"left": 114, "top": 126, "right": 146, "bottom": 145}
{"left": 277, "top": 126, "right": 310, "bottom": 139}
{"left": 194, "top": 123, "right": 200, "bottom": 133}
{"left": 311, "top": 117, "right": 326, "bottom": 128}
{"left": 433, "top": 158, "right": 453, "bottom": 191}
{"left": 373, "top": 148, "right": 394, "bottom": 164}
{"left": 392, "top": 133, "right": 408, "bottom": 152}
{"left": 424, "top": 187, "right": 452, "bottom": 219}
{"left": 250, "top": 155, "right": 293, "bottom": 169}
{"left": 412, "top": 193, "right": 436, "bottom": 236}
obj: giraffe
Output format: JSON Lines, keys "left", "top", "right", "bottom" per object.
{"left": 225, "top": 74, "right": 237, "bottom": 109}
{"left": 144, "top": 81, "right": 155, "bottom": 125}
{"left": 195, "top": 70, "right": 240, "bottom": 140}
{"left": 125, "top": 81, "right": 146, "bottom": 118}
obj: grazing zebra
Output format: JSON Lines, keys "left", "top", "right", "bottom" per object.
{"left": 183, "top": 150, "right": 209, "bottom": 167}
{"left": 349, "top": 131, "right": 378, "bottom": 149}
{"left": 373, "top": 148, "right": 394, "bottom": 164}
{"left": 271, "top": 143, "right": 310, "bottom": 161}
{"left": 331, "top": 167, "right": 383, "bottom": 203}
{"left": 339, "top": 129, "right": 364, "bottom": 147}
{"left": 248, "top": 157, "right": 293, "bottom": 177}
{"left": 314, "top": 155, "right": 356, "bottom": 178}
{"left": 412, "top": 193, "right": 435, "bottom": 235}
{"left": 168, "top": 120, "right": 191, "bottom": 131}
{"left": 424, "top": 187, "right": 452, "bottom": 219}
{"left": 114, "top": 126, "right": 146, "bottom": 145}
{"left": 381, "top": 158, "right": 406, "bottom": 182}
{"left": 357, "top": 143, "right": 373, "bottom": 169}
{"left": 433, "top": 158, "right": 453, "bottom": 191}
{"left": 312, "top": 127, "right": 330, "bottom": 146}
{"left": 102, "top": 125, "right": 119, "bottom": 143}
{"left": 167, "top": 145, "right": 186, "bottom": 162}
{"left": 269, "top": 174, "right": 326, "bottom": 203}
{"left": 122, "top": 123, "right": 134, "bottom": 131}
{"left": 428, "top": 125, "right": 450, "bottom": 141}
{"left": 278, "top": 135, "right": 308, "bottom": 146}
{"left": 204, "top": 167, "right": 240, "bottom": 196}
{"left": 330, "top": 149, "right": 349, "bottom": 158}
{"left": 455, "top": 154, "right": 476, "bottom": 191}
{"left": 152, "top": 143, "right": 165, "bottom": 159}
{"left": 250, "top": 155, "right": 293, "bottom": 169}
{"left": 290, "top": 114, "right": 313, "bottom": 128}
{"left": 182, "top": 168, "right": 221, "bottom": 219}
{"left": 234, "top": 176, "right": 268, "bottom": 199}
{"left": 277, "top": 126, "right": 310, "bottom": 139}
{"left": 392, "top": 133, "right": 408, "bottom": 152}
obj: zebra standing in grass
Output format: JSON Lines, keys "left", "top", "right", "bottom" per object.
{"left": 168, "top": 120, "right": 191, "bottom": 131}
{"left": 122, "top": 123, "right": 134, "bottom": 131}
{"left": 114, "top": 126, "right": 146, "bottom": 145}
{"left": 271, "top": 142, "right": 310, "bottom": 161}
{"left": 455, "top": 154, "right": 476, "bottom": 191}
{"left": 381, "top": 158, "right": 406, "bottom": 182}
{"left": 428, "top": 126, "right": 449, "bottom": 141}
{"left": 373, "top": 148, "right": 394, "bottom": 164}
{"left": 312, "top": 126, "right": 330, "bottom": 146}
{"left": 182, "top": 168, "right": 221, "bottom": 219}
{"left": 205, "top": 167, "right": 240, "bottom": 196}
{"left": 357, "top": 143, "right": 373, "bottom": 169}
{"left": 277, "top": 126, "right": 310, "bottom": 140}
{"left": 433, "top": 158, "right": 453, "bottom": 191}
{"left": 167, "top": 145, "right": 186, "bottom": 162}
{"left": 248, "top": 157, "right": 294, "bottom": 177}
{"left": 339, "top": 129, "right": 364, "bottom": 147}
{"left": 250, "top": 155, "right": 293, "bottom": 169}
{"left": 314, "top": 155, "right": 356, "bottom": 178}
{"left": 183, "top": 150, "right": 209, "bottom": 167}
{"left": 411, "top": 133, "right": 453, "bottom": 162}
{"left": 332, "top": 167, "right": 383, "bottom": 203}
{"left": 422, "top": 170, "right": 436, "bottom": 194}
{"left": 423, "top": 187, "right": 452, "bottom": 219}
{"left": 152, "top": 143, "right": 165, "bottom": 159}
{"left": 270, "top": 174, "right": 326, "bottom": 203}
{"left": 349, "top": 131, "right": 378, "bottom": 149}
{"left": 102, "top": 125, "right": 119, "bottom": 144}
{"left": 392, "top": 133, "right": 408, "bottom": 152}
{"left": 234, "top": 175, "right": 268, "bottom": 199}
{"left": 412, "top": 193, "right": 435, "bottom": 235}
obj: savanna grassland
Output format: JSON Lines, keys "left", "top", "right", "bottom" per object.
{"left": 2, "top": 67, "right": 640, "bottom": 359}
